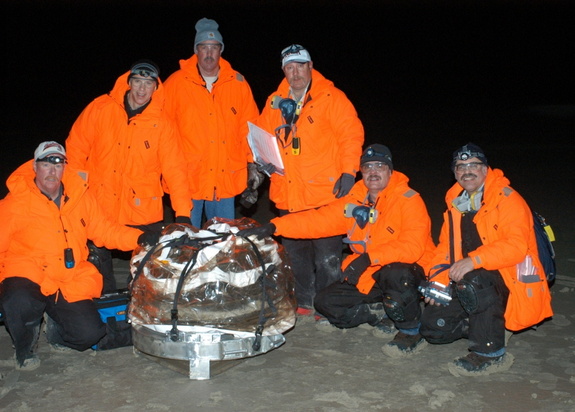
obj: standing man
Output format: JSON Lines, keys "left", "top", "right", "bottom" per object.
{"left": 163, "top": 17, "right": 261, "bottom": 228}
{"left": 256, "top": 44, "right": 364, "bottom": 316}
{"left": 420, "top": 143, "right": 553, "bottom": 375}
{"left": 0, "top": 142, "right": 148, "bottom": 370}
{"left": 238, "top": 145, "right": 434, "bottom": 355}
{"left": 66, "top": 60, "right": 191, "bottom": 293}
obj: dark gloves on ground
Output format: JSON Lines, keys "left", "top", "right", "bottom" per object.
{"left": 236, "top": 223, "right": 276, "bottom": 240}
{"left": 137, "top": 230, "right": 161, "bottom": 247}
{"left": 332, "top": 173, "right": 355, "bottom": 198}
{"left": 174, "top": 216, "right": 190, "bottom": 224}
{"left": 247, "top": 162, "right": 265, "bottom": 190}
{"left": 342, "top": 253, "right": 371, "bottom": 285}
{"left": 256, "top": 162, "right": 276, "bottom": 177}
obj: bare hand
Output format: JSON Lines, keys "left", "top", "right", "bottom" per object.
{"left": 448, "top": 257, "right": 475, "bottom": 282}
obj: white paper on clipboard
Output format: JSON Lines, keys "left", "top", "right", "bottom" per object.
{"left": 247, "top": 122, "right": 285, "bottom": 175}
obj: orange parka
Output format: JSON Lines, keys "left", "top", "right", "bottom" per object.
{"left": 0, "top": 161, "right": 142, "bottom": 302}
{"left": 163, "top": 56, "right": 259, "bottom": 201}
{"left": 272, "top": 171, "right": 435, "bottom": 294}
{"left": 257, "top": 69, "right": 364, "bottom": 213}
{"left": 66, "top": 72, "right": 191, "bottom": 226}
{"left": 428, "top": 168, "right": 553, "bottom": 331}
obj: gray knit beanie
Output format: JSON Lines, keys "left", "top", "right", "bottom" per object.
{"left": 194, "top": 18, "right": 224, "bottom": 52}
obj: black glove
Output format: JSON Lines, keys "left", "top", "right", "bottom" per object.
{"left": 256, "top": 162, "right": 276, "bottom": 177}
{"left": 332, "top": 173, "right": 355, "bottom": 198}
{"left": 137, "top": 230, "right": 161, "bottom": 247}
{"left": 247, "top": 162, "right": 265, "bottom": 190}
{"left": 239, "top": 188, "right": 258, "bottom": 208}
{"left": 236, "top": 223, "right": 276, "bottom": 240}
{"left": 342, "top": 253, "right": 371, "bottom": 285}
{"left": 175, "top": 216, "right": 190, "bottom": 224}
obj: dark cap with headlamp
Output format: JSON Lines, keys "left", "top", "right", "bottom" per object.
{"left": 451, "top": 143, "right": 488, "bottom": 170}
{"left": 128, "top": 60, "right": 160, "bottom": 83}
{"left": 360, "top": 144, "right": 393, "bottom": 170}
{"left": 34, "top": 141, "right": 67, "bottom": 164}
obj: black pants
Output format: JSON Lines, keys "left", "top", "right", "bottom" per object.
{"left": 314, "top": 262, "right": 424, "bottom": 330}
{"left": 420, "top": 268, "right": 509, "bottom": 354}
{"left": 278, "top": 209, "right": 342, "bottom": 309}
{"left": 1, "top": 277, "right": 106, "bottom": 363}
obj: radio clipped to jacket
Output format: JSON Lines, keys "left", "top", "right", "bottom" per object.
{"left": 344, "top": 203, "right": 378, "bottom": 229}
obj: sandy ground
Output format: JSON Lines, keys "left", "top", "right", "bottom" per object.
{"left": 0, "top": 267, "right": 573, "bottom": 412}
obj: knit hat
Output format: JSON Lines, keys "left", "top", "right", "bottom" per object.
{"left": 360, "top": 144, "right": 393, "bottom": 170}
{"left": 452, "top": 143, "right": 488, "bottom": 169}
{"left": 281, "top": 44, "right": 311, "bottom": 67}
{"left": 128, "top": 60, "right": 160, "bottom": 83}
{"left": 34, "top": 141, "right": 67, "bottom": 161}
{"left": 194, "top": 18, "right": 224, "bottom": 52}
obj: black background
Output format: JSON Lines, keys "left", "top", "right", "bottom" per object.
{"left": 3, "top": 0, "right": 575, "bottom": 235}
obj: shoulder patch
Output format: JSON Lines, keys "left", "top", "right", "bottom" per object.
{"left": 502, "top": 187, "right": 513, "bottom": 197}
{"left": 236, "top": 73, "right": 245, "bottom": 82}
{"left": 77, "top": 171, "right": 88, "bottom": 183}
{"left": 403, "top": 189, "right": 417, "bottom": 198}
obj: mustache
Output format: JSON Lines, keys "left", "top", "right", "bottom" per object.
{"left": 462, "top": 173, "right": 477, "bottom": 179}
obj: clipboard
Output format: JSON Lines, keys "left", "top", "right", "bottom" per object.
{"left": 247, "top": 122, "right": 285, "bottom": 175}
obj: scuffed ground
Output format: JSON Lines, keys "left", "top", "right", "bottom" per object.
{"left": 1, "top": 272, "right": 574, "bottom": 412}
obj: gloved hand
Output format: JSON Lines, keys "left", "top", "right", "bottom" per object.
{"left": 342, "top": 253, "right": 371, "bottom": 285}
{"left": 332, "top": 173, "right": 355, "bottom": 198}
{"left": 256, "top": 163, "right": 276, "bottom": 177}
{"left": 174, "top": 216, "right": 190, "bottom": 224}
{"left": 236, "top": 223, "right": 276, "bottom": 240}
{"left": 137, "top": 230, "right": 161, "bottom": 247}
{"left": 247, "top": 162, "right": 265, "bottom": 190}
{"left": 239, "top": 188, "right": 258, "bottom": 208}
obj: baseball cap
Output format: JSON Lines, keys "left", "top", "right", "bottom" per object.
{"left": 34, "top": 141, "right": 67, "bottom": 161}
{"left": 281, "top": 44, "right": 311, "bottom": 67}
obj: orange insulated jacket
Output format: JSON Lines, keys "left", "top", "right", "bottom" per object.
{"left": 428, "top": 168, "right": 553, "bottom": 331}
{"left": 272, "top": 171, "right": 435, "bottom": 294}
{"left": 163, "top": 56, "right": 259, "bottom": 200}
{"left": 0, "top": 161, "right": 141, "bottom": 302}
{"left": 257, "top": 69, "right": 364, "bottom": 212}
{"left": 66, "top": 72, "right": 191, "bottom": 226}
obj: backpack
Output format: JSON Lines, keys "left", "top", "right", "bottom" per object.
{"left": 532, "top": 211, "right": 556, "bottom": 284}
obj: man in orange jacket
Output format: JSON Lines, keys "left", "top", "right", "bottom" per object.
{"left": 419, "top": 143, "right": 553, "bottom": 376}
{"left": 66, "top": 60, "right": 191, "bottom": 293}
{"left": 255, "top": 45, "right": 364, "bottom": 316}
{"left": 0, "top": 142, "right": 153, "bottom": 370}
{"left": 239, "top": 145, "right": 435, "bottom": 356}
{"left": 163, "top": 17, "right": 261, "bottom": 229}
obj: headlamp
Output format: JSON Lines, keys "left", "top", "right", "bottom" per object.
{"left": 36, "top": 155, "right": 67, "bottom": 165}
{"left": 456, "top": 149, "right": 482, "bottom": 161}
{"left": 364, "top": 148, "right": 386, "bottom": 159}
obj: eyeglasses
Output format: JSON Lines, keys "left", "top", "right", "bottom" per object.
{"left": 281, "top": 44, "right": 305, "bottom": 59}
{"left": 360, "top": 162, "right": 389, "bottom": 172}
{"left": 36, "top": 156, "right": 67, "bottom": 165}
{"left": 454, "top": 162, "right": 484, "bottom": 173}
{"left": 130, "top": 78, "right": 156, "bottom": 89}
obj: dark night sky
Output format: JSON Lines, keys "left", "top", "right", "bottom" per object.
{"left": 3, "top": 0, "right": 575, "bottom": 208}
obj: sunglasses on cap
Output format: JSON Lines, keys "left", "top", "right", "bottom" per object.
{"left": 36, "top": 156, "right": 67, "bottom": 164}
{"left": 281, "top": 44, "right": 306, "bottom": 59}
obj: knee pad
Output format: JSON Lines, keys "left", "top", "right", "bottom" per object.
{"left": 383, "top": 288, "right": 419, "bottom": 323}
{"left": 456, "top": 278, "right": 497, "bottom": 314}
